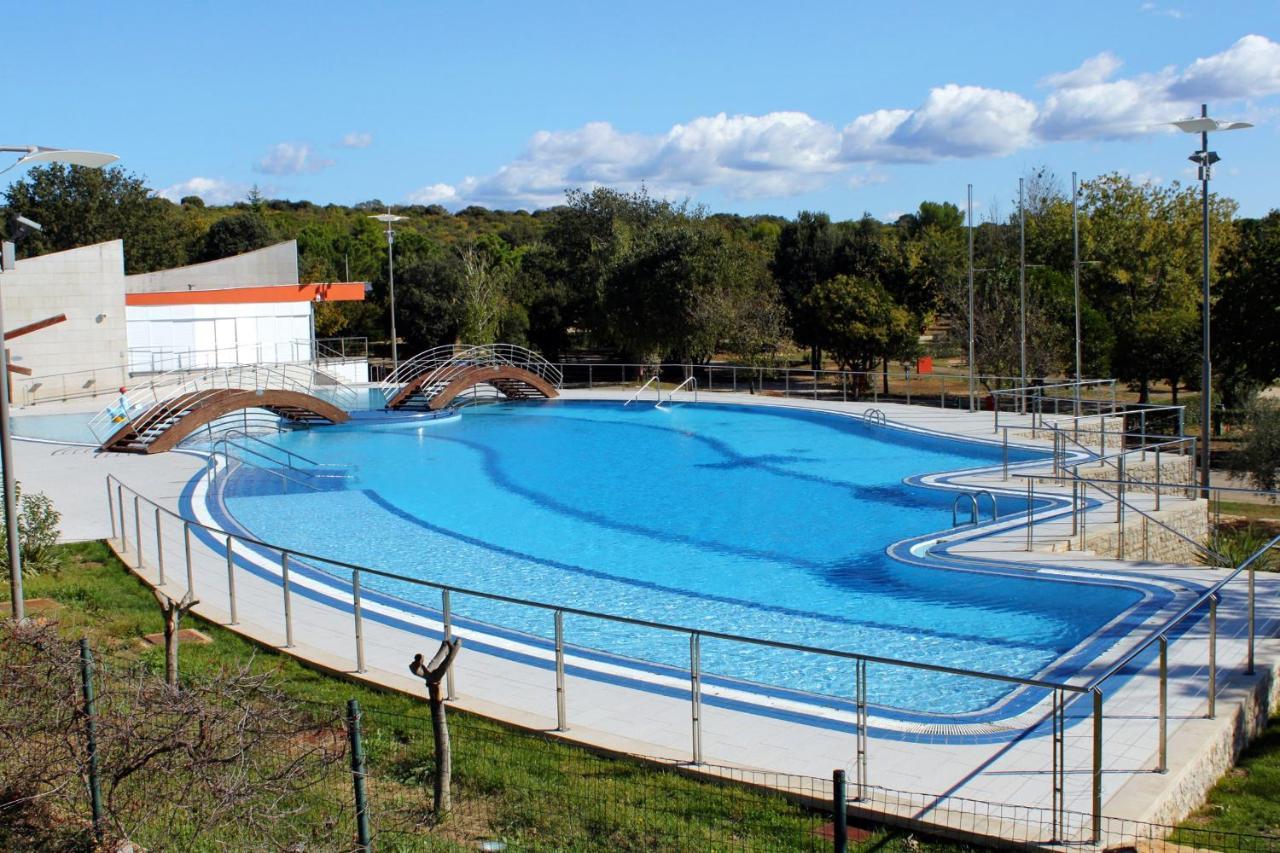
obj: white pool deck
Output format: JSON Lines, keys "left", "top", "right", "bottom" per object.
{"left": 12, "top": 390, "right": 1280, "bottom": 845}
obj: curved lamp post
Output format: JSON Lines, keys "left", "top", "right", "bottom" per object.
{"left": 0, "top": 144, "right": 118, "bottom": 620}
{"left": 369, "top": 208, "right": 407, "bottom": 371}
{"left": 1169, "top": 106, "right": 1252, "bottom": 494}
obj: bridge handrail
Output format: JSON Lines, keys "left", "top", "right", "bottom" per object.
{"left": 386, "top": 344, "right": 563, "bottom": 396}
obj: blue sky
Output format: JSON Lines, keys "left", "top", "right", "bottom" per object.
{"left": 10, "top": 1, "right": 1280, "bottom": 219}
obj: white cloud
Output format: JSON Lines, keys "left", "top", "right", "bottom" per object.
{"left": 414, "top": 35, "right": 1278, "bottom": 209}
{"left": 157, "top": 177, "right": 248, "bottom": 205}
{"left": 1170, "top": 34, "right": 1280, "bottom": 100}
{"left": 340, "top": 132, "right": 374, "bottom": 149}
{"left": 1140, "top": 2, "right": 1184, "bottom": 19}
{"left": 1040, "top": 52, "right": 1123, "bottom": 89}
{"left": 254, "top": 142, "right": 334, "bottom": 175}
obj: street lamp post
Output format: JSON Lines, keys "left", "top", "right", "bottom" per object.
{"left": 1170, "top": 105, "right": 1252, "bottom": 494}
{"left": 1019, "top": 178, "right": 1027, "bottom": 400}
{"left": 1072, "top": 172, "right": 1082, "bottom": 416}
{"left": 369, "top": 208, "right": 407, "bottom": 372}
{"left": 0, "top": 145, "right": 119, "bottom": 621}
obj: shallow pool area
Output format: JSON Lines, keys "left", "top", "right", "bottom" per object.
{"left": 205, "top": 400, "right": 1145, "bottom": 714}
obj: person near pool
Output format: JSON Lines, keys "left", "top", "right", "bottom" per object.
{"left": 110, "top": 386, "right": 131, "bottom": 423}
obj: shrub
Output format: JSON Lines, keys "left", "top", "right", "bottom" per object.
{"left": 0, "top": 485, "right": 61, "bottom": 574}
{"left": 1232, "top": 400, "right": 1280, "bottom": 495}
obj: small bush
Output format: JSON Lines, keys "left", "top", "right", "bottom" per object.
{"left": 0, "top": 484, "right": 61, "bottom": 574}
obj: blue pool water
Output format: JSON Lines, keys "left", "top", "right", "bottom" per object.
{"left": 218, "top": 401, "right": 1142, "bottom": 714}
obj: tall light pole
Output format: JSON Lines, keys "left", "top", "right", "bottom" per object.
{"left": 0, "top": 145, "right": 119, "bottom": 621}
{"left": 368, "top": 208, "right": 407, "bottom": 371}
{"left": 967, "top": 183, "right": 975, "bottom": 412}
{"left": 1019, "top": 178, "right": 1027, "bottom": 402}
{"left": 1170, "top": 105, "right": 1252, "bottom": 493}
{"left": 1072, "top": 171, "right": 1081, "bottom": 416}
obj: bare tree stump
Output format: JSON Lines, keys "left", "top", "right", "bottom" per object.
{"left": 409, "top": 639, "right": 462, "bottom": 818}
{"left": 152, "top": 588, "right": 198, "bottom": 687}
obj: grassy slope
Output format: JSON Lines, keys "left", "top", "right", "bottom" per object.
{"left": 6, "top": 542, "right": 978, "bottom": 851}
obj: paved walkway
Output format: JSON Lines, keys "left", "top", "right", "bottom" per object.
{"left": 12, "top": 391, "right": 1280, "bottom": 844}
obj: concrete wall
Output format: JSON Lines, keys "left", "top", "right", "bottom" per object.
{"left": 125, "top": 241, "right": 298, "bottom": 293}
{"left": 126, "top": 301, "right": 312, "bottom": 372}
{"left": 3, "top": 241, "right": 129, "bottom": 397}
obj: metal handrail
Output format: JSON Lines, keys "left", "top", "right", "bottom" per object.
{"left": 386, "top": 344, "right": 563, "bottom": 391}
{"left": 659, "top": 376, "right": 698, "bottom": 406}
{"left": 623, "top": 375, "right": 660, "bottom": 407}
{"left": 214, "top": 429, "right": 350, "bottom": 474}
{"left": 205, "top": 448, "right": 324, "bottom": 494}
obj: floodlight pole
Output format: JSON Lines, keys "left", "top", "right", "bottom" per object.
{"left": 1019, "top": 177, "right": 1027, "bottom": 410}
{"left": 1072, "top": 171, "right": 1082, "bottom": 418}
{"left": 369, "top": 208, "right": 407, "bottom": 372}
{"left": 967, "top": 183, "right": 975, "bottom": 412}
{"left": 1197, "top": 105, "right": 1212, "bottom": 495}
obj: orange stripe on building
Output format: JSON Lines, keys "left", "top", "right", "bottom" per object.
{"left": 125, "top": 282, "right": 367, "bottom": 307}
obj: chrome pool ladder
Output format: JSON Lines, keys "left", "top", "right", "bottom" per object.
{"left": 952, "top": 490, "right": 999, "bottom": 527}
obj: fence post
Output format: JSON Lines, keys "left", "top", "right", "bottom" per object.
{"left": 832, "top": 769, "right": 848, "bottom": 853}
{"left": 352, "top": 569, "right": 367, "bottom": 674}
{"left": 555, "top": 609, "right": 567, "bottom": 732}
{"left": 689, "top": 632, "right": 702, "bottom": 764}
{"left": 1092, "top": 689, "right": 1103, "bottom": 844}
{"left": 79, "top": 639, "right": 104, "bottom": 842}
{"left": 1079, "top": 483, "right": 1088, "bottom": 551}
{"left": 1208, "top": 595, "right": 1217, "bottom": 719}
{"left": 442, "top": 589, "right": 456, "bottom": 700}
{"left": 1026, "top": 480, "right": 1034, "bottom": 551}
{"left": 855, "top": 658, "right": 868, "bottom": 800}
{"left": 1002, "top": 431, "right": 1009, "bottom": 481}
{"left": 280, "top": 552, "right": 294, "bottom": 648}
{"left": 1051, "top": 688, "right": 1065, "bottom": 841}
{"left": 1158, "top": 636, "right": 1168, "bottom": 772}
{"left": 117, "top": 485, "right": 126, "bottom": 552}
{"left": 1248, "top": 562, "right": 1256, "bottom": 675}
{"left": 225, "top": 534, "right": 238, "bottom": 625}
{"left": 155, "top": 507, "right": 165, "bottom": 585}
{"left": 1155, "top": 446, "right": 1162, "bottom": 512}
{"left": 346, "top": 699, "right": 372, "bottom": 852}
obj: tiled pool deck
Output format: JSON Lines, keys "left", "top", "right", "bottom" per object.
{"left": 15, "top": 390, "right": 1280, "bottom": 845}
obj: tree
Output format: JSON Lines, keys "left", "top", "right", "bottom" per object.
{"left": 1232, "top": 401, "right": 1280, "bottom": 493}
{"left": 1215, "top": 211, "right": 1280, "bottom": 406}
{"left": 800, "top": 275, "right": 917, "bottom": 376}
{"left": 456, "top": 236, "right": 517, "bottom": 345}
{"left": 410, "top": 641, "right": 463, "bottom": 818}
{"left": 196, "top": 211, "right": 273, "bottom": 262}
{"left": 3, "top": 164, "right": 190, "bottom": 273}
{"left": 151, "top": 588, "right": 199, "bottom": 687}
{"left": 772, "top": 212, "right": 843, "bottom": 367}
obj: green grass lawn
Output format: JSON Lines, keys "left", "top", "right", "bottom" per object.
{"left": 5, "top": 542, "right": 985, "bottom": 851}
{"left": 1174, "top": 716, "right": 1280, "bottom": 844}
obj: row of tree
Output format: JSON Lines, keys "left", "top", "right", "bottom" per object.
{"left": 3, "top": 164, "right": 1277, "bottom": 406}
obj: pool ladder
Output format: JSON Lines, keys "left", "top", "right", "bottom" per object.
{"left": 862, "top": 408, "right": 887, "bottom": 425}
{"left": 658, "top": 376, "right": 698, "bottom": 408}
{"left": 952, "top": 490, "right": 999, "bottom": 527}
{"left": 623, "top": 375, "right": 661, "bottom": 407}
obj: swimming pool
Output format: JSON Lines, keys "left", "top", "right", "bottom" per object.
{"left": 208, "top": 400, "right": 1145, "bottom": 715}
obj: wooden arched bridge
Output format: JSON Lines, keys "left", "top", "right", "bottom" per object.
{"left": 383, "top": 344, "right": 562, "bottom": 411}
{"left": 92, "top": 365, "right": 354, "bottom": 454}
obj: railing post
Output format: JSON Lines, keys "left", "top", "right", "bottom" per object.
{"left": 1092, "top": 689, "right": 1103, "bottom": 845}
{"left": 587, "top": 364, "right": 592, "bottom": 389}
{"left": 106, "top": 479, "right": 117, "bottom": 540}
{"left": 689, "top": 632, "right": 702, "bottom": 764}
{"left": 905, "top": 371, "right": 912, "bottom": 405}
{"left": 79, "top": 639, "right": 104, "bottom": 843}
{"left": 785, "top": 370, "right": 790, "bottom": 397}
{"left": 280, "top": 552, "right": 294, "bottom": 648}
{"left": 1208, "top": 595, "right": 1217, "bottom": 719}
{"left": 346, "top": 699, "right": 372, "bottom": 852}
{"left": 833, "top": 769, "right": 848, "bottom": 853}
{"left": 554, "top": 608, "right": 567, "bottom": 732}
{"left": 1158, "top": 635, "right": 1168, "bottom": 773}
{"left": 134, "top": 495, "right": 142, "bottom": 567}
{"left": 352, "top": 569, "right": 366, "bottom": 674}
{"left": 1026, "top": 479, "right": 1034, "bottom": 551}
{"left": 1248, "top": 561, "right": 1256, "bottom": 675}
{"left": 1002, "top": 430, "right": 1009, "bottom": 481}
{"left": 225, "top": 534, "right": 238, "bottom": 625}
{"left": 812, "top": 370, "right": 818, "bottom": 400}
{"left": 1079, "top": 483, "right": 1088, "bottom": 551}
{"left": 1051, "top": 688, "right": 1065, "bottom": 842}
{"left": 117, "top": 485, "right": 126, "bottom": 552}
{"left": 1155, "top": 446, "right": 1162, "bottom": 512}
{"left": 183, "top": 521, "right": 195, "bottom": 596}
{"left": 841, "top": 372, "right": 847, "bottom": 402}
{"left": 155, "top": 507, "right": 165, "bottom": 585}
{"left": 442, "top": 589, "right": 456, "bottom": 700}
{"left": 855, "top": 658, "right": 868, "bottom": 800}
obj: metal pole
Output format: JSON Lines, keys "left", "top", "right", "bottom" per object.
{"left": 1092, "top": 689, "right": 1103, "bottom": 844}
{"left": 183, "top": 521, "right": 194, "bottom": 596}
{"left": 1019, "top": 177, "right": 1027, "bottom": 409}
{"left": 155, "top": 507, "right": 165, "bottom": 585}
{"left": 1158, "top": 636, "right": 1168, "bottom": 772}
{"left": 1208, "top": 595, "right": 1217, "bottom": 719}
{"left": 555, "top": 609, "right": 567, "bottom": 731}
{"left": 346, "top": 699, "right": 372, "bottom": 852}
{"left": 106, "top": 479, "right": 117, "bottom": 541}
{"left": 134, "top": 495, "right": 142, "bottom": 567}
{"left": 79, "top": 639, "right": 104, "bottom": 842}
{"left": 1026, "top": 479, "right": 1034, "bottom": 551}
{"left": 442, "top": 589, "right": 456, "bottom": 700}
{"left": 1073, "top": 171, "right": 1082, "bottom": 419}
{"left": 352, "top": 569, "right": 366, "bottom": 674}
{"left": 833, "top": 769, "right": 848, "bottom": 853}
{"left": 387, "top": 210, "right": 399, "bottom": 371}
{"left": 967, "top": 183, "right": 975, "bottom": 412}
{"left": 0, "top": 256, "right": 25, "bottom": 621}
{"left": 225, "top": 535, "right": 238, "bottom": 625}
{"left": 281, "top": 552, "right": 294, "bottom": 648}
{"left": 1248, "top": 561, "right": 1256, "bottom": 675}
{"left": 689, "top": 632, "right": 702, "bottom": 764}
{"left": 117, "top": 484, "right": 126, "bottom": 552}
{"left": 1198, "top": 104, "right": 1212, "bottom": 496}
{"left": 856, "top": 658, "right": 868, "bottom": 800}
